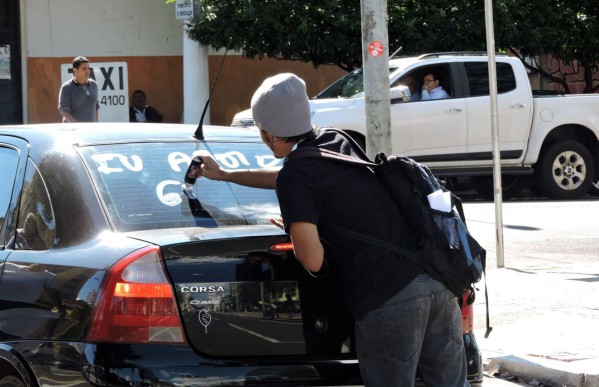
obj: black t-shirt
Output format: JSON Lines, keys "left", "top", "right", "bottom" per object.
{"left": 276, "top": 129, "right": 423, "bottom": 319}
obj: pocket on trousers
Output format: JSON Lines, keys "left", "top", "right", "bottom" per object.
{"left": 376, "top": 305, "right": 424, "bottom": 364}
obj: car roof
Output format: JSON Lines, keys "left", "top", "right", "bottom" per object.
{"left": 0, "top": 123, "right": 262, "bottom": 147}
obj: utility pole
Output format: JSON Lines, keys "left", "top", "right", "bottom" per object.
{"left": 360, "top": 0, "right": 391, "bottom": 159}
{"left": 484, "top": 0, "right": 505, "bottom": 268}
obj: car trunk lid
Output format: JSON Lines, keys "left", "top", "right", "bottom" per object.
{"left": 132, "top": 226, "right": 355, "bottom": 359}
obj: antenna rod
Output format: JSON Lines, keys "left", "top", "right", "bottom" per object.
{"left": 194, "top": 38, "right": 233, "bottom": 140}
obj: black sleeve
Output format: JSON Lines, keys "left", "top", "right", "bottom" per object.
{"left": 145, "top": 106, "right": 163, "bottom": 123}
{"left": 129, "top": 107, "right": 136, "bottom": 122}
{"left": 275, "top": 164, "right": 321, "bottom": 233}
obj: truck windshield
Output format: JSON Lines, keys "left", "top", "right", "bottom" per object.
{"left": 314, "top": 67, "right": 398, "bottom": 99}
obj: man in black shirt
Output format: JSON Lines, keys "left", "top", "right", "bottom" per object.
{"left": 191, "top": 73, "right": 469, "bottom": 386}
{"left": 129, "top": 89, "right": 163, "bottom": 123}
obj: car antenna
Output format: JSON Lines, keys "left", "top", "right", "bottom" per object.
{"left": 194, "top": 37, "right": 233, "bottom": 140}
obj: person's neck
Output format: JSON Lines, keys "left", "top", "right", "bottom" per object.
{"left": 279, "top": 141, "right": 296, "bottom": 158}
{"left": 73, "top": 77, "right": 88, "bottom": 85}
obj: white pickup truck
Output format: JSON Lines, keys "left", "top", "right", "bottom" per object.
{"left": 232, "top": 52, "right": 599, "bottom": 200}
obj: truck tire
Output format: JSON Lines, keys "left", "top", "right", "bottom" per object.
{"left": 537, "top": 140, "right": 594, "bottom": 200}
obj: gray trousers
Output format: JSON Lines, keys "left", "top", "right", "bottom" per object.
{"left": 355, "top": 274, "right": 470, "bottom": 387}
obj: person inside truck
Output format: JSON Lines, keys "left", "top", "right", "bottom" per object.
{"left": 397, "top": 74, "right": 421, "bottom": 101}
{"left": 421, "top": 71, "right": 450, "bottom": 100}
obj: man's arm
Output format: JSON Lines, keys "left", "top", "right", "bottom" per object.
{"left": 60, "top": 111, "right": 77, "bottom": 123}
{"left": 193, "top": 153, "right": 279, "bottom": 189}
{"left": 58, "top": 85, "right": 75, "bottom": 122}
{"left": 147, "top": 106, "right": 163, "bottom": 123}
{"left": 219, "top": 168, "right": 279, "bottom": 189}
{"left": 289, "top": 222, "right": 324, "bottom": 272}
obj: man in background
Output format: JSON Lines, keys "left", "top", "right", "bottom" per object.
{"left": 58, "top": 56, "right": 99, "bottom": 122}
{"left": 421, "top": 71, "right": 450, "bottom": 100}
{"left": 129, "top": 89, "right": 163, "bottom": 123}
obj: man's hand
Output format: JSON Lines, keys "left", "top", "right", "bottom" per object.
{"left": 60, "top": 111, "right": 77, "bottom": 123}
{"left": 190, "top": 151, "right": 278, "bottom": 189}
{"left": 269, "top": 217, "right": 284, "bottom": 230}
{"left": 190, "top": 152, "right": 225, "bottom": 181}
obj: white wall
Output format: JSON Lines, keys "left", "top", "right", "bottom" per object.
{"left": 23, "top": 0, "right": 183, "bottom": 57}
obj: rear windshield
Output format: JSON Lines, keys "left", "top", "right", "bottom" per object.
{"left": 79, "top": 141, "right": 282, "bottom": 232}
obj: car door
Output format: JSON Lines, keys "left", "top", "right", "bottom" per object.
{"left": 390, "top": 63, "right": 468, "bottom": 166}
{"left": 461, "top": 60, "right": 533, "bottom": 165}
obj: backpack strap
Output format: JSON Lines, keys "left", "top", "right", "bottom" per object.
{"left": 319, "top": 127, "right": 371, "bottom": 161}
{"left": 286, "top": 146, "right": 377, "bottom": 167}
{"left": 327, "top": 223, "right": 420, "bottom": 263}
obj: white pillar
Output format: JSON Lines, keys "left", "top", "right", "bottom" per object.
{"left": 183, "top": 30, "right": 210, "bottom": 124}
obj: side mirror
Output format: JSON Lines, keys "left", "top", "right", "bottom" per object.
{"left": 390, "top": 85, "right": 411, "bottom": 103}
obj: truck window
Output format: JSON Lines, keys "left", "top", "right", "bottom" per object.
{"left": 464, "top": 62, "right": 517, "bottom": 96}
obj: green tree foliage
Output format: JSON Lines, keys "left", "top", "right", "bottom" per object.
{"left": 184, "top": 1, "right": 362, "bottom": 72}
{"left": 498, "top": 0, "right": 599, "bottom": 92}
{"left": 181, "top": 0, "right": 598, "bottom": 92}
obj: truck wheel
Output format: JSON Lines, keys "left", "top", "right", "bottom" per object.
{"left": 537, "top": 140, "right": 594, "bottom": 200}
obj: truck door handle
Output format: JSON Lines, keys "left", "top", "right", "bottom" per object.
{"left": 510, "top": 103, "right": 527, "bottom": 109}
{"left": 445, "top": 108, "right": 463, "bottom": 113}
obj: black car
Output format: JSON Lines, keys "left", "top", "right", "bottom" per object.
{"left": 0, "top": 123, "right": 482, "bottom": 386}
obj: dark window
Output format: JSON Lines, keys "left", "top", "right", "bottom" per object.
{"left": 14, "top": 159, "right": 55, "bottom": 250}
{"left": 0, "top": 145, "right": 19, "bottom": 242}
{"left": 79, "top": 141, "right": 282, "bottom": 232}
{"left": 464, "top": 62, "right": 517, "bottom": 96}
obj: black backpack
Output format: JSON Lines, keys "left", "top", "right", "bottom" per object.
{"left": 286, "top": 129, "right": 492, "bottom": 337}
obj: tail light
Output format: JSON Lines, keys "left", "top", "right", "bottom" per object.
{"left": 460, "top": 288, "right": 474, "bottom": 334}
{"left": 87, "top": 245, "right": 185, "bottom": 344}
{"left": 269, "top": 242, "right": 294, "bottom": 252}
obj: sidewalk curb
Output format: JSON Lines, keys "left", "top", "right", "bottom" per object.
{"left": 484, "top": 354, "right": 599, "bottom": 387}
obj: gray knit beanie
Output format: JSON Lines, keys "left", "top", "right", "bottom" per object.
{"left": 251, "top": 73, "right": 312, "bottom": 137}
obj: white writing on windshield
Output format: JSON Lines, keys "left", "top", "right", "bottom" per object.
{"left": 91, "top": 150, "right": 280, "bottom": 207}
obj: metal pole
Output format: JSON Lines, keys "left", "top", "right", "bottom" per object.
{"left": 360, "top": 0, "right": 391, "bottom": 159}
{"left": 484, "top": 0, "right": 505, "bottom": 268}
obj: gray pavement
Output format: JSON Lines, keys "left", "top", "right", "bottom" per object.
{"left": 471, "top": 241, "right": 599, "bottom": 386}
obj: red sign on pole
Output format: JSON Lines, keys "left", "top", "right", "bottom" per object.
{"left": 368, "top": 41, "right": 384, "bottom": 57}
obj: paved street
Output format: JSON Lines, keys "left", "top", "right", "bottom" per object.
{"left": 463, "top": 199, "right": 599, "bottom": 386}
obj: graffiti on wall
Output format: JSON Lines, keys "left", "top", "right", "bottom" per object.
{"left": 545, "top": 55, "right": 598, "bottom": 93}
